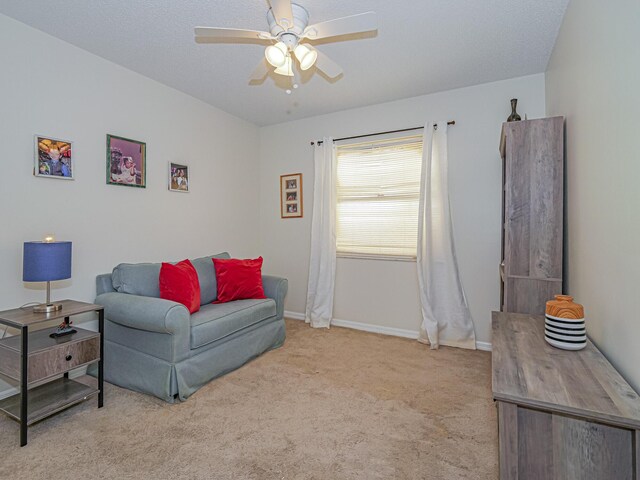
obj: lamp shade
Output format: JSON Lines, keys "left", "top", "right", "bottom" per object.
{"left": 23, "top": 241, "right": 72, "bottom": 282}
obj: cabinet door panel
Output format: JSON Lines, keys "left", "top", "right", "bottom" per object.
{"left": 528, "top": 117, "right": 563, "bottom": 279}
{"left": 505, "top": 277, "right": 562, "bottom": 315}
{"left": 504, "top": 122, "right": 531, "bottom": 277}
{"left": 508, "top": 407, "right": 634, "bottom": 480}
{"left": 517, "top": 407, "right": 554, "bottom": 479}
{"left": 552, "top": 414, "right": 633, "bottom": 480}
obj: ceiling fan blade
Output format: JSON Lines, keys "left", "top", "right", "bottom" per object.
{"left": 269, "top": 0, "right": 294, "bottom": 29}
{"left": 303, "top": 12, "right": 377, "bottom": 40}
{"left": 313, "top": 49, "right": 343, "bottom": 79}
{"left": 194, "top": 27, "right": 273, "bottom": 42}
{"left": 249, "top": 58, "right": 271, "bottom": 82}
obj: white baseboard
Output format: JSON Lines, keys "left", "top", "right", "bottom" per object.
{"left": 284, "top": 311, "right": 306, "bottom": 321}
{"left": 331, "top": 318, "right": 421, "bottom": 340}
{"left": 284, "top": 310, "right": 492, "bottom": 351}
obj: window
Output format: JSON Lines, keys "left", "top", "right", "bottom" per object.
{"left": 336, "top": 134, "right": 423, "bottom": 259}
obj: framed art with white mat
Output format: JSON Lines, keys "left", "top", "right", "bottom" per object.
{"left": 280, "top": 173, "right": 302, "bottom": 218}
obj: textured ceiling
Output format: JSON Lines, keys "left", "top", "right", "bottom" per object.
{"left": 0, "top": 0, "right": 569, "bottom": 126}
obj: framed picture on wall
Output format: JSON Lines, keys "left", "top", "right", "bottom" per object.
{"left": 34, "top": 135, "right": 73, "bottom": 180}
{"left": 106, "top": 134, "right": 146, "bottom": 188}
{"left": 169, "top": 162, "right": 189, "bottom": 192}
{"left": 280, "top": 173, "right": 303, "bottom": 218}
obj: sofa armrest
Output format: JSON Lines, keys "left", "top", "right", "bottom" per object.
{"left": 96, "top": 273, "right": 115, "bottom": 295}
{"left": 95, "top": 292, "right": 190, "bottom": 334}
{"left": 262, "top": 275, "right": 288, "bottom": 320}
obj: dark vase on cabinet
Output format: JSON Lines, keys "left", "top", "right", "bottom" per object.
{"left": 507, "top": 98, "right": 522, "bottom": 122}
{"left": 499, "top": 116, "right": 564, "bottom": 314}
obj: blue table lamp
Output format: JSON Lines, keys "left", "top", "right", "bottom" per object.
{"left": 23, "top": 238, "right": 72, "bottom": 313}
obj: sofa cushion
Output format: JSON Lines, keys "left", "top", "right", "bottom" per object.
{"left": 112, "top": 263, "right": 162, "bottom": 298}
{"left": 192, "top": 252, "right": 230, "bottom": 305}
{"left": 190, "top": 299, "right": 276, "bottom": 349}
{"left": 112, "top": 252, "right": 230, "bottom": 300}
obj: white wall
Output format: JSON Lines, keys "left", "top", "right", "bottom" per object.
{"left": 259, "top": 74, "right": 546, "bottom": 345}
{"left": 0, "top": 14, "right": 261, "bottom": 315}
{"left": 545, "top": 1, "right": 640, "bottom": 390}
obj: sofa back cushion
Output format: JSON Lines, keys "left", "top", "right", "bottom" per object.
{"left": 112, "top": 252, "right": 230, "bottom": 301}
{"left": 191, "top": 252, "right": 230, "bottom": 304}
{"left": 112, "top": 262, "right": 162, "bottom": 298}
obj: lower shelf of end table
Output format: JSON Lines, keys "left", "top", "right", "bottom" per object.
{"left": 0, "top": 375, "right": 98, "bottom": 426}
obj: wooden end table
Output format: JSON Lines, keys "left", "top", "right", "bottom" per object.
{"left": 0, "top": 299, "right": 104, "bottom": 446}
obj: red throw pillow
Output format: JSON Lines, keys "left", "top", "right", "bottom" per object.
{"left": 212, "top": 257, "right": 266, "bottom": 303}
{"left": 159, "top": 259, "right": 201, "bottom": 313}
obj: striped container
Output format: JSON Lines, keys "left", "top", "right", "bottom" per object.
{"left": 544, "top": 295, "right": 586, "bottom": 351}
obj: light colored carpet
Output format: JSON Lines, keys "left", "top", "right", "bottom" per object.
{"left": 0, "top": 319, "right": 497, "bottom": 479}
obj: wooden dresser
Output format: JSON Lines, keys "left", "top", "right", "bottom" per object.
{"left": 492, "top": 311, "right": 640, "bottom": 479}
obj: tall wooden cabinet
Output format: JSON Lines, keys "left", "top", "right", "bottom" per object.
{"left": 499, "top": 117, "right": 564, "bottom": 314}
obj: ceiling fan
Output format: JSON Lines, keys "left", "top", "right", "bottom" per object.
{"left": 194, "top": 0, "right": 377, "bottom": 87}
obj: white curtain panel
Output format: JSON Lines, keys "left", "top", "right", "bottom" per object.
{"left": 417, "top": 122, "right": 476, "bottom": 349}
{"left": 305, "top": 138, "right": 337, "bottom": 328}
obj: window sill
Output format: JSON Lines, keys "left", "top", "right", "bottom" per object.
{"left": 336, "top": 253, "right": 417, "bottom": 262}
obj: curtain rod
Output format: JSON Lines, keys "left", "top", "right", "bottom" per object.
{"left": 310, "top": 121, "right": 455, "bottom": 146}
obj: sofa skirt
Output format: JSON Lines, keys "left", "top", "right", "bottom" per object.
{"left": 103, "top": 318, "right": 286, "bottom": 403}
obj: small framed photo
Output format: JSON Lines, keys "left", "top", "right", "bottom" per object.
{"left": 169, "top": 162, "right": 189, "bottom": 193}
{"left": 280, "top": 173, "right": 303, "bottom": 218}
{"left": 107, "top": 134, "right": 146, "bottom": 188}
{"left": 34, "top": 135, "right": 73, "bottom": 180}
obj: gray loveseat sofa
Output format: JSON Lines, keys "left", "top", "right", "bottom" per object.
{"left": 95, "top": 252, "right": 287, "bottom": 402}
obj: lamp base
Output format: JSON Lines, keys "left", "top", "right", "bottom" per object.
{"left": 33, "top": 303, "right": 63, "bottom": 314}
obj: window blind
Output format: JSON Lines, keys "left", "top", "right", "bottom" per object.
{"left": 336, "top": 134, "right": 423, "bottom": 258}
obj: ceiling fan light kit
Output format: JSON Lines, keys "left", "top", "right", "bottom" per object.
{"left": 294, "top": 44, "right": 317, "bottom": 70}
{"left": 265, "top": 42, "right": 288, "bottom": 68}
{"left": 194, "top": 0, "right": 377, "bottom": 85}
{"left": 274, "top": 56, "right": 294, "bottom": 77}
